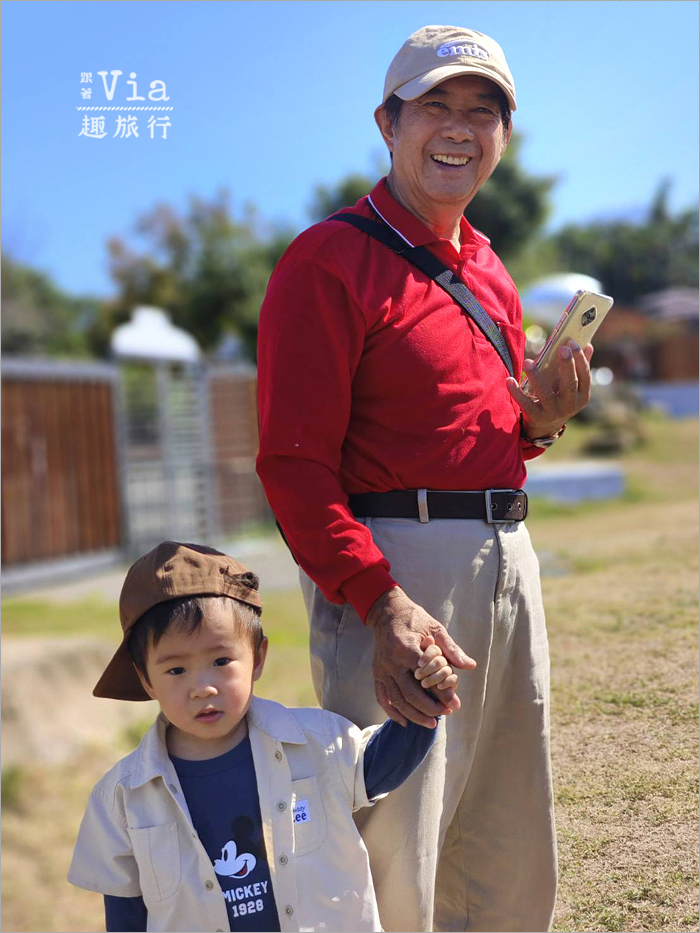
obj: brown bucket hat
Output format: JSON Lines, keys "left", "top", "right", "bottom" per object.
{"left": 93, "top": 541, "right": 263, "bottom": 701}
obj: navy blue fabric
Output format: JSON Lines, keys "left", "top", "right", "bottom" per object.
{"left": 363, "top": 717, "right": 438, "bottom": 797}
{"left": 171, "top": 736, "right": 280, "bottom": 932}
{"left": 104, "top": 893, "right": 147, "bottom": 932}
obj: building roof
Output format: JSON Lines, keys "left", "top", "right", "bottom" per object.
{"left": 639, "top": 288, "right": 699, "bottom": 322}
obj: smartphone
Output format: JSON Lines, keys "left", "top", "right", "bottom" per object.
{"left": 520, "top": 289, "right": 614, "bottom": 392}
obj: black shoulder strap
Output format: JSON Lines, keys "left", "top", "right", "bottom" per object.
{"left": 329, "top": 212, "right": 515, "bottom": 379}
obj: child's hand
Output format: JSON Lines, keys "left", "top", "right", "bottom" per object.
{"left": 414, "top": 635, "right": 459, "bottom": 695}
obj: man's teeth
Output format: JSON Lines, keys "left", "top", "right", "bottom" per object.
{"left": 432, "top": 155, "right": 471, "bottom": 165}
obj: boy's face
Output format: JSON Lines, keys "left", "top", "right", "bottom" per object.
{"left": 137, "top": 601, "right": 267, "bottom": 758}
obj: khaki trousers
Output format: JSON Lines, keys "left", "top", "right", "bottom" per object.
{"left": 300, "top": 517, "right": 557, "bottom": 933}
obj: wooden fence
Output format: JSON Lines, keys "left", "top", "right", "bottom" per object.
{"left": 2, "top": 358, "right": 273, "bottom": 572}
{"left": 209, "top": 365, "right": 272, "bottom": 534}
{"left": 1, "top": 360, "right": 122, "bottom": 566}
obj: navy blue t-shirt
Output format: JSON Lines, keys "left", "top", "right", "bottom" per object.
{"left": 104, "top": 717, "right": 436, "bottom": 932}
{"left": 171, "top": 736, "right": 281, "bottom": 932}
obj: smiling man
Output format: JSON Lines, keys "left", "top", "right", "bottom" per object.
{"left": 257, "top": 25, "right": 594, "bottom": 933}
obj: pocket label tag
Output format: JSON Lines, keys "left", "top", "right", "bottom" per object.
{"left": 293, "top": 798, "right": 311, "bottom": 823}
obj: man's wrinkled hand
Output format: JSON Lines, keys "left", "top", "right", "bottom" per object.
{"left": 506, "top": 340, "right": 594, "bottom": 440}
{"left": 366, "top": 587, "right": 476, "bottom": 728}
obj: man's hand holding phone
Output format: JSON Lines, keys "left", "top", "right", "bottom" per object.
{"left": 507, "top": 289, "right": 612, "bottom": 443}
{"left": 507, "top": 338, "right": 595, "bottom": 442}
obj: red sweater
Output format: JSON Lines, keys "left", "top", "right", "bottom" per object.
{"left": 256, "top": 178, "right": 542, "bottom": 620}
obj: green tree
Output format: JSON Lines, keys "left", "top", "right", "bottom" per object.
{"left": 309, "top": 172, "right": 380, "bottom": 222}
{"left": 465, "top": 133, "right": 557, "bottom": 261}
{"left": 1, "top": 254, "right": 96, "bottom": 356}
{"left": 550, "top": 180, "right": 699, "bottom": 302}
{"left": 99, "top": 190, "right": 283, "bottom": 360}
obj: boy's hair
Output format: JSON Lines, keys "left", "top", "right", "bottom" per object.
{"left": 128, "top": 595, "right": 264, "bottom": 685}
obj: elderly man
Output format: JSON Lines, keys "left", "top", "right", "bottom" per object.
{"left": 257, "top": 25, "right": 593, "bottom": 933}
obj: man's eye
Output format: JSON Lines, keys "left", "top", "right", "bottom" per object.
{"left": 214, "top": 657, "right": 232, "bottom": 667}
{"left": 167, "top": 667, "right": 185, "bottom": 676}
{"left": 428, "top": 101, "right": 447, "bottom": 109}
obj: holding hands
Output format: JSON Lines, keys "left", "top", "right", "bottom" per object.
{"left": 367, "top": 587, "right": 476, "bottom": 729}
{"left": 415, "top": 635, "right": 459, "bottom": 698}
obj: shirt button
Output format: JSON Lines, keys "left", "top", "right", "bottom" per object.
{"left": 275, "top": 750, "right": 283, "bottom": 760}
{"left": 277, "top": 800, "right": 286, "bottom": 811}
{"left": 279, "top": 854, "right": 288, "bottom": 865}
{"left": 205, "top": 880, "right": 214, "bottom": 890}
{"left": 168, "top": 784, "right": 178, "bottom": 794}
{"left": 285, "top": 906, "right": 294, "bottom": 916}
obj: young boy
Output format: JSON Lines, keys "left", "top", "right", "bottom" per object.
{"left": 68, "top": 541, "right": 457, "bottom": 933}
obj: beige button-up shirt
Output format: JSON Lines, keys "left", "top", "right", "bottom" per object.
{"left": 68, "top": 696, "right": 383, "bottom": 932}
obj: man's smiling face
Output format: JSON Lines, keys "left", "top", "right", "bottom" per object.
{"left": 376, "top": 74, "right": 511, "bottom": 217}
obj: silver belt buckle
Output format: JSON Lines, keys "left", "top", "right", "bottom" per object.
{"left": 485, "top": 488, "right": 523, "bottom": 524}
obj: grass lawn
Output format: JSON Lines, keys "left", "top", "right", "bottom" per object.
{"left": 1, "top": 414, "right": 698, "bottom": 933}
{"left": 526, "top": 417, "right": 699, "bottom": 933}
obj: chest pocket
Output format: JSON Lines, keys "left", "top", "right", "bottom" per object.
{"left": 129, "top": 823, "right": 181, "bottom": 901}
{"left": 290, "top": 776, "right": 327, "bottom": 857}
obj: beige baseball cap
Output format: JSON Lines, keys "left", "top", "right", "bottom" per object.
{"left": 93, "top": 541, "right": 262, "bottom": 701}
{"left": 383, "top": 25, "right": 517, "bottom": 112}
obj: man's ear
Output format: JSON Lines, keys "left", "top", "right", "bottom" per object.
{"left": 374, "top": 104, "right": 395, "bottom": 153}
{"left": 135, "top": 663, "right": 156, "bottom": 701}
{"left": 252, "top": 636, "right": 269, "bottom": 683}
{"left": 501, "top": 122, "right": 513, "bottom": 154}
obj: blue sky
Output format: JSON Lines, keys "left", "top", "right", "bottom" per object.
{"left": 2, "top": 0, "right": 698, "bottom": 299}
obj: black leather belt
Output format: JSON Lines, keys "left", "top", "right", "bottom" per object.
{"left": 348, "top": 489, "right": 528, "bottom": 524}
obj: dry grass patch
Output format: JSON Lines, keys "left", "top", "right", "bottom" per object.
{"left": 529, "top": 419, "right": 699, "bottom": 932}
{"left": 1, "top": 746, "right": 120, "bottom": 933}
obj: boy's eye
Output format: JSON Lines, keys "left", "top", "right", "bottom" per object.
{"left": 166, "top": 667, "right": 185, "bottom": 676}
{"left": 214, "top": 657, "right": 232, "bottom": 667}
